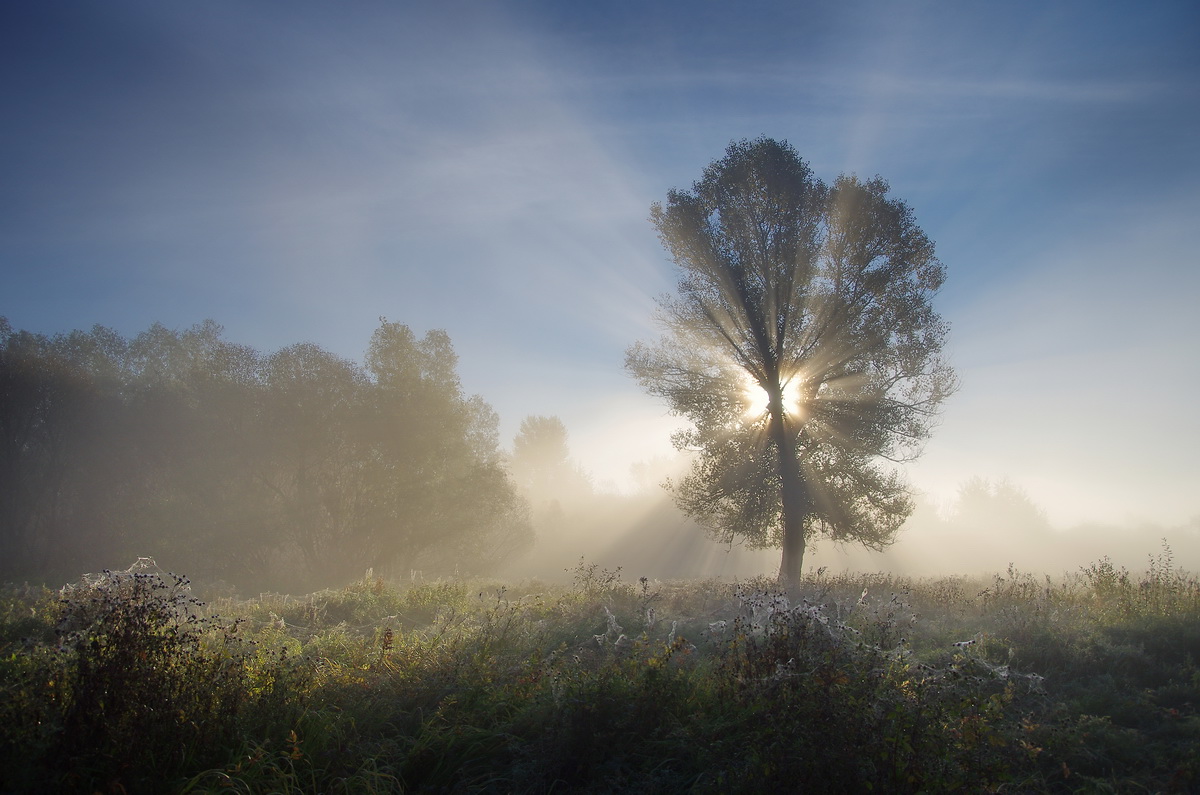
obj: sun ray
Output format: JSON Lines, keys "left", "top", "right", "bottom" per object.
{"left": 741, "top": 375, "right": 804, "bottom": 419}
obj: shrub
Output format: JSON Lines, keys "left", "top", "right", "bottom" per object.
{"left": 0, "top": 560, "right": 310, "bottom": 793}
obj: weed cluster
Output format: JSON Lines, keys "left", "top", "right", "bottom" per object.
{"left": 0, "top": 559, "right": 307, "bottom": 793}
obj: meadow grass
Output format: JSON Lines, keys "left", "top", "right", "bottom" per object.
{"left": 1, "top": 548, "right": 1197, "bottom": 793}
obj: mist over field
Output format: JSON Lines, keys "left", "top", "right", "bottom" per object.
{"left": 499, "top": 448, "right": 1200, "bottom": 584}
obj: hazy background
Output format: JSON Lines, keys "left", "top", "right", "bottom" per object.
{"left": 3, "top": 1, "right": 1198, "bottom": 580}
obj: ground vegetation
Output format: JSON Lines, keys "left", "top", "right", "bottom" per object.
{"left": 1, "top": 546, "right": 1196, "bottom": 793}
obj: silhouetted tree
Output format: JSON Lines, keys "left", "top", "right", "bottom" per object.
{"left": 627, "top": 138, "right": 955, "bottom": 586}
{"left": 255, "top": 342, "right": 366, "bottom": 579}
{"left": 359, "top": 320, "right": 532, "bottom": 579}
{"left": 0, "top": 317, "right": 531, "bottom": 590}
{"left": 120, "top": 321, "right": 268, "bottom": 578}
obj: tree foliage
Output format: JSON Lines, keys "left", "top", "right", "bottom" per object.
{"left": 509, "top": 416, "right": 591, "bottom": 500}
{"left": 627, "top": 137, "right": 955, "bottom": 585}
{"left": 0, "top": 317, "right": 530, "bottom": 591}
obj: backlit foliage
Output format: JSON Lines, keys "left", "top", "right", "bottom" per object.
{"left": 627, "top": 138, "right": 955, "bottom": 584}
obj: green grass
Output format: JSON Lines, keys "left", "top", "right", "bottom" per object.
{"left": 2, "top": 547, "right": 1198, "bottom": 793}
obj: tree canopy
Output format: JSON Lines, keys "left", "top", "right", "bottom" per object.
{"left": 0, "top": 317, "right": 530, "bottom": 591}
{"left": 510, "top": 416, "right": 591, "bottom": 500}
{"left": 627, "top": 137, "right": 956, "bottom": 586}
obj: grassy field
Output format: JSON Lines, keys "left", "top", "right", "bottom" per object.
{"left": 2, "top": 547, "right": 1198, "bottom": 793}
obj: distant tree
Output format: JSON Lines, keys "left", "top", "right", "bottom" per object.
{"left": 951, "top": 477, "right": 1049, "bottom": 537}
{"left": 510, "top": 415, "right": 592, "bottom": 509}
{"left": 0, "top": 320, "right": 138, "bottom": 579}
{"left": 627, "top": 137, "right": 956, "bottom": 587}
{"left": 254, "top": 342, "right": 367, "bottom": 579}
{"left": 0, "top": 317, "right": 530, "bottom": 590}
{"left": 358, "top": 320, "right": 532, "bottom": 579}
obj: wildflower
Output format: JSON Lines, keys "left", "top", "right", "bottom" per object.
{"left": 797, "top": 603, "right": 829, "bottom": 625}
{"left": 603, "top": 605, "right": 623, "bottom": 636}
{"left": 774, "top": 657, "right": 798, "bottom": 679}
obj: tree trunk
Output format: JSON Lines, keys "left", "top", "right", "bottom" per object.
{"left": 777, "top": 461, "right": 807, "bottom": 589}
{"left": 769, "top": 387, "right": 808, "bottom": 590}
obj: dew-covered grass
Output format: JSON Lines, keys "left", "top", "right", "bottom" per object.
{"left": 1, "top": 547, "right": 1197, "bottom": 793}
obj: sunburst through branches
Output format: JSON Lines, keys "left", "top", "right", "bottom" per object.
{"left": 741, "top": 375, "right": 804, "bottom": 420}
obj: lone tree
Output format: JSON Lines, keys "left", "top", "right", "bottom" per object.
{"left": 627, "top": 137, "right": 955, "bottom": 586}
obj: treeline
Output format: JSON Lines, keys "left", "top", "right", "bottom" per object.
{"left": 0, "top": 317, "right": 530, "bottom": 592}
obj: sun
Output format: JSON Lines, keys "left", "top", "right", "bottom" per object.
{"left": 741, "top": 376, "right": 803, "bottom": 419}
{"left": 743, "top": 378, "right": 770, "bottom": 417}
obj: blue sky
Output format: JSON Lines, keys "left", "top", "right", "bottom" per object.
{"left": 3, "top": 1, "right": 1198, "bottom": 531}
